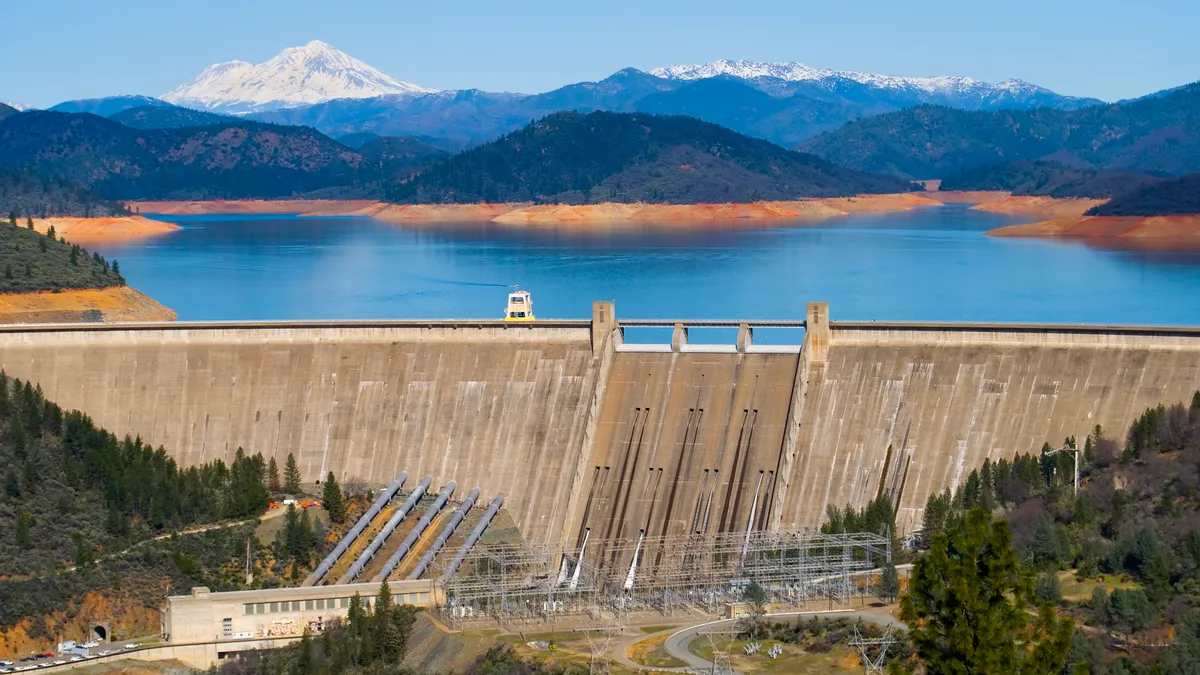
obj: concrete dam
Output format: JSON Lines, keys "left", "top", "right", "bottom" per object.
{"left": 1, "top": 303, "right": 1198, "bottom": 552}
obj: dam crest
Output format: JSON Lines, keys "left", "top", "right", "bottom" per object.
{"left": 1, "top": 304, "right": 1198, "bottom": 549}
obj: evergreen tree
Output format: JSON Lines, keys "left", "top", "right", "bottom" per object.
{"left": 1110, "top": 588, "right": 1155, "bottom": 641}
{"left": 901, "top": 507, "right": 1073, "bottom": 674}
{"left": 7, "top": 211, "right": 15, "bottom": 227}
{"left": 283, "top": 453, "right": 302, "bottom": 494}
{"left": 742, "top": 579, "right": 768, "bottom": 614}
{"left": 25, "top": 216, "right": 33, "bottom": 229}
{"left": 267, "top": 456, "right": 281, "bottom": 492}
{"left": 3, "top": 467, "right": 18, "bottom": 498}
{"left": 1192, "top": 391, "right": 1200, "bottom": 411}
{"left": 322, "top": 472, "right": 347, "bottom": 524}
{"left": 877, "top": 560, "right": 900, "bottom": 603}
{"left": 1031, "top": 514, "right": 1071, "bottom": 570}
{"left": 15, "top": 510, "right": 32, "bottom": 548}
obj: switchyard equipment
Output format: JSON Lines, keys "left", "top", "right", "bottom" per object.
{"left": 307, "top": 472, "right": 407, "bottom": 586}
{"left": 433, "top": 529, "right": 889, "bottom": 628}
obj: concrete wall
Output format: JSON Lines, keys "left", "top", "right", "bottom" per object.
{"left": 0, "top": 322, "right": 596, "bottom": 546}
{"left": 779, "top": 321, "right": 1200, "bottom": 532}
{"left": 1, "top": 313, "right": 1198, "bottom": 550}
{"left": 562, "top": 349, "right": 800, "bottom": 569}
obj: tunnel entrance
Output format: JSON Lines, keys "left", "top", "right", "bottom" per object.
{"left": 90, "top": 621, "right": 110, "bottom": 642}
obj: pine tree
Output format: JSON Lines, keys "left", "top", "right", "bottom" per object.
{"left": 901, "top": 507, "right": 1073, "bottom": 674}
{"left": 15, "top": 511, "right": 32, "bottom": 548}
{"left": 267, "top": 456, "right": 281, "bottom": 492}
{"left": 877, "top": 560, "right": 900, "bottom": 603}
{"left": 322, "top": 472, "right": 347, "bottom": 524}
{"left": 25, "top": 216, "right": 33, "bottom": 229}
{"left": 284, "top": 453, "right": 302, "bottom": 494}
{"left": 1192, "top": 391, "right": 1200, "bottom": 411}
{"left": 7, "top": 212, "right": 15, "bottom": 227}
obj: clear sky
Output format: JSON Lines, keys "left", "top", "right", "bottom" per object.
{"left": 2, "top": 0, "right": 1197, "bottom": 107}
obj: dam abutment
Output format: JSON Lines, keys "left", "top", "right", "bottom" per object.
{"left": 0, "top": 310, "right": 1197, "bottom": 547}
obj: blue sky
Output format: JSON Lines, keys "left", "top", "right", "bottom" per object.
{"left": 2, "top": 0, "right": 1196, "bottom": 107}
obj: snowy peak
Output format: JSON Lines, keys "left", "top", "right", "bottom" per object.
{"left": 654, "top": 59, "right": 1041, "bottom": 96}
{"left": 163, "top": 40, "right": 435, "bottom": 112}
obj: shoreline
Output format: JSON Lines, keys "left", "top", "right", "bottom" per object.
{"left": 987, "top": 215, "right": 1200, "bottom": 249}
{"left": 30, "top": 215, "right": 181, "bottom": 244}
{"left": 130, "top": 193, "right": 945, "bottom": 223}
{"left": 0, "top": 286, "right": 177, "bottom": 324}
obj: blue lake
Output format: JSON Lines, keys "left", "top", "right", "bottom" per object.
{"left": 88, "top": 205, "right": 1200, "bottom": 325}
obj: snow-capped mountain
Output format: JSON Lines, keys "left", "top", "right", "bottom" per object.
{"left": 163, "top": 40, "right": 435, "bottom": 113}
{"left": 1, "top": 101, "right": 35, "bottom": 111}
{"left": 649, "top": 59, "right": 1092, "bottom": 109}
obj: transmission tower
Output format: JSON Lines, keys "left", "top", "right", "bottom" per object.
{"left": 849, "top": 625, "right": 896, "bottom": 674}
{"left": 574, "top": 624, "right": 624, "bottom": 675}
{"left": 698, "top": 628, "right": 739, "bottom": 675}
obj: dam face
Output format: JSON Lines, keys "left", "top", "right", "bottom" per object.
{"left": 1, "top": 306, "right": 1198, "bottom": 547}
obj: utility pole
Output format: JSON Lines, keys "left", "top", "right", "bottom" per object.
{"left": 245, "top": 537, "right": 253, "bottom": 585}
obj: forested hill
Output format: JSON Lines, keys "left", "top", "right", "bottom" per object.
{"left": 107, "top": 104, "right": 237, "bottom": 130}
{"left": 387, "top": 111, "right": 916, "bottom": 204}
{"left": 939, "top": 161, "right": 1163, "bottom": 199}
{"left": 0, "top": 103, "right": 18, "bottom": 123}
{"left": 797, "top": 82, "right": 1200, "bottom": 179}
{"left": 0, "top": 169, "right": 130, "bottom": 218}
{"left": 0, "top": 111, "right": 374, "bottom": 200}
{"left": 1086, "top": 173, "right": 1200, "bottom": 216}
{"left": 0, "top": 218, "right": 125, "bottom": 293}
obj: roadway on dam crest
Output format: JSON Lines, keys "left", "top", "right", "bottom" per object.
{"left": 0, "top": 307, "right": 1198, "bottom": 552}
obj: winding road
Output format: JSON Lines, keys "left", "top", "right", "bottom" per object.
{"left": 612, "top": 607, "right": 905, "bottom": 674}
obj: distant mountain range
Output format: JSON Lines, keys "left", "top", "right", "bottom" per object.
{"left": 387, "top": 111, "right": 915, "bottom": 204}
{"left": 798, "top": 83, "right": 1200, "bottom": 179}
{"left": 32, "top": 42, "right": 1110, "bottom": 151}
{"left": 650, "top": 59, "right": 1103, "bottom": 110}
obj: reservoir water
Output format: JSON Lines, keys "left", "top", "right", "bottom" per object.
{"left": 90, "top": 205, "right": 1200, "bottom": 325}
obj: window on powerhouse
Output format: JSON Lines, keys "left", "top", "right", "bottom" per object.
{"left": 244, "top": 594, "right": 427, "bottom": 615}
{"left": 245, "top": 597, "right": 353, "bottom": 615}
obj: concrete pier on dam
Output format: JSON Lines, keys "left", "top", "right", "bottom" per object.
{"left": 0, "top": 306, "right": 1198, "bottom": 549}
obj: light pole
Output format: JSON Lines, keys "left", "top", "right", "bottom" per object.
{"left": 1046, "top": 443, "right": 1079, "bottom": 496}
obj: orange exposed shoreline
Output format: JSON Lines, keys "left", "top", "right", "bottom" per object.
{"left": 972, "top": 195, "right": 1106, "bottom": 218}
{"left": 0, "top": 286, "right": 177, "bottom": 324}
{"left": 987, "top": 215, "right": 1200, "bottom": 249}
{"left": 131, "top": 193, "right": 944, "bottom": 223}
{"left": 31, "top": 215, "right": 181, "bottom": 244}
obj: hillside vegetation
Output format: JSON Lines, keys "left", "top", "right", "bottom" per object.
{"left": 0, "top": 169, "right": 130, "bottom": 218}
{"left": 1087, "top": 173, "right": 1200, "bottom": 216}
{"left": 798, "top": 82, "right": 1200, "bottom": 178}
{"left": 0, "top": 218, "right": 124, "bottom": 293}
{"left": 940, "top": 161, "right": 1163, "bottom": 198}
{"left": 0, "top": 374, "right": 357, "bottom": 650}
{"left": 388, "top": 111, "right": 915, "bottom": 204}
{"left": 0, "top": 111, "right": 376, "bottom": 200}
{"left": 917, "top": 391, "right": 1200, "bottom": 674}
{"left": 107, "top": 104, "right": 237, "bottom": 129}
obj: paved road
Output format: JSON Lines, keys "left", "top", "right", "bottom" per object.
{"left": 651, "top": 608, "right": 905, "bottom": 675}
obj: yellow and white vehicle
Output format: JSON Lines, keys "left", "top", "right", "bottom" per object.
{"left": 504, "top": 290, "right": 535, "bottom": 322}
